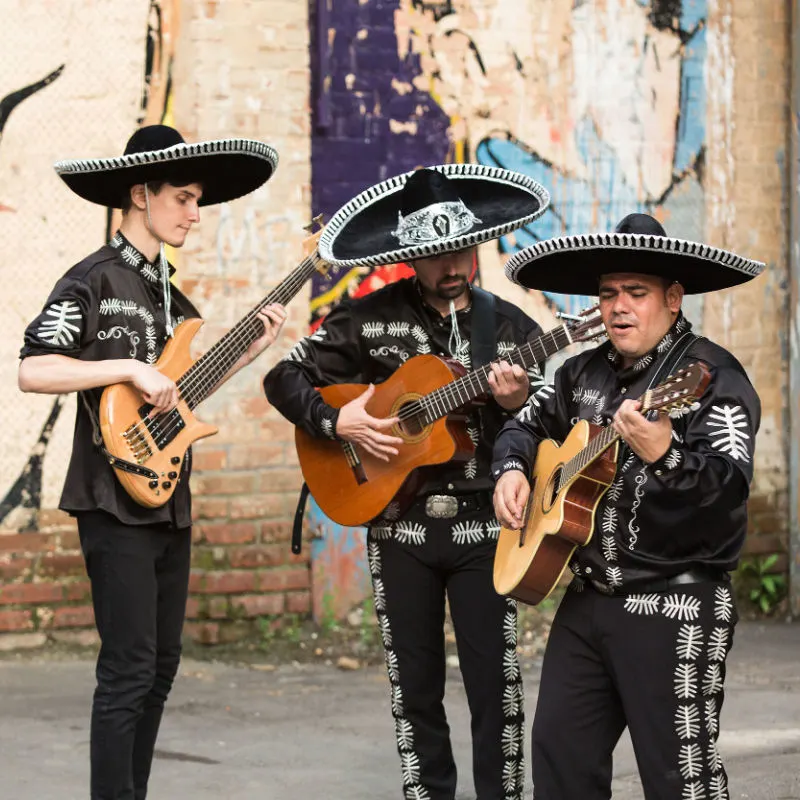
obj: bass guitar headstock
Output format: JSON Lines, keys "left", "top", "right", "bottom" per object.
{"left": 557, "top": 305, "right": 606, "bottom": 345}
{"left": 302, "top": 213, "right": 332, "bottom": 277}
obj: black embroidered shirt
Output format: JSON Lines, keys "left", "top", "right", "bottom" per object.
{"left": 20, "top": 233, "right": 200, "bottom": 527}
{"left": 264, "top": 277, "right": 545, "bottom": 504}
{"left": 492, "top": 315, "right": 762, "bottom": 587}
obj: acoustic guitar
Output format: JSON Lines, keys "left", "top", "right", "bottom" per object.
{"left": 493, "top": 362, "right": 712, "bottom": 605}
{"left": 295, "top": 309, "right": 605, "bottom": 527}
{"left": 99, "top": 217, "right": 330, "bottom": 508}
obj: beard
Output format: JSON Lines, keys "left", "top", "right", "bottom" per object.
{"left": 435, "top": 276, "right": 468, "bottom": 300}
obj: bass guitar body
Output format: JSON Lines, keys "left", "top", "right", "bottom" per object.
{"left": 99, "top": 318, "right": 218, "bottom": 508}
{"left": 295, "top": 354, "right": 475, "bottom": 527}
{"left": 493, "top": 420, "right": 618, "bottom": 605}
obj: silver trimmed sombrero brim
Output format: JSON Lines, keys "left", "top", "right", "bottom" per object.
{"left": 318, "top": 163, "right": 549, "bottom": 268}
{"left": 54, "top": 138, "right": 278, "bottom": 208}
{"left": 505, "top": 233, "right": 765, "bottom": 295}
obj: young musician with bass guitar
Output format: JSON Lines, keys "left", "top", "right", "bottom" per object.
{"left": 18, "top": 125, "right": 287, "bottom": 800}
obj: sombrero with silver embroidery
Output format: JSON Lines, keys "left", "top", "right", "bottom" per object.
{"left": 54, "top": 124, "right": 278, "bottom": 208}
{"left": 318, "top": 164, "right": 549, "bottom": 268}
{"left": 505, "top": 213, "right": 764, "bottom": 295}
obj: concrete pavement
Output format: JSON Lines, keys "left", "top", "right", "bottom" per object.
{"left": 1, "top": 619, "right": 798, "bottom": 799}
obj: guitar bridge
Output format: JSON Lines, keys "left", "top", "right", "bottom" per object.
{"left": 342, "top": 442, "right": 368, "bottom": 485}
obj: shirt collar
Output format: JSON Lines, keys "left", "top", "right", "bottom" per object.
{"left": 109, "top": 231, "right": 175, "bottom": 282}
{"left": 606, "top": 312, "right": 692, "bottom": 381}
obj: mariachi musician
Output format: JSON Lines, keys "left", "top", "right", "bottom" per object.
{"left": 264, "top": 165, "right": 549, "bottom": 800}
{"left": 18, "top": 125, "right": 286, "bottom": 800}
{"left": 492, "top": 213, "right": 763, "bottom": 800}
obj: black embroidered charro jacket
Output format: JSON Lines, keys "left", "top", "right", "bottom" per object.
{"left": 264, "top": 277, "right": 545, "bottom": 505}
{"left": 20, "top": 233, "right": 199, "bottom": 527}
{"left": 492, "top": 315, "right": 762, "bottom": 588}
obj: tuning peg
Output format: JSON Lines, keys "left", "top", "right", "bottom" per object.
{"left": 578, "top": 304, "right": 600, "bottom": 316}
{"left": 303, "top": 213, "right": 325, "bottom": 233}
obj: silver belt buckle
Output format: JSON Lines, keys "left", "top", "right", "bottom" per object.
{"left": 425, "top": 494, "right": 459, "bottom": 519}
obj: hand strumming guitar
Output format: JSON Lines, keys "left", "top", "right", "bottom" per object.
{"left": 335, "top": 383, "right": 402, "bottom": 462}
{"left": 493, "top": 469, "right": 530, "bottom": 530}
{"left": 130, "top": 361, "right": 179, "bottom": 416}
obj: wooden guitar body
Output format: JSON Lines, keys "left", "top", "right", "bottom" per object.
{"left": 99, "top": 318, "right": 218, "bottom": 508}
{"left": 493, "top": 421, "right": 618, "bottom": 605}
{"left": 295, "top": 354, "right": 475, "bottom": 527}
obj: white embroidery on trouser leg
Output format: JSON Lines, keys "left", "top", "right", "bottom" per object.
{"left": 367, "top": 536, "right": 431, "bottom": 800}
{"left": 501, "top": 597, "right": 525, "bottom": 800}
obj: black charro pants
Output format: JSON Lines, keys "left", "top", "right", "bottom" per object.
{"left": 77, "top": 510, "right": 191, "bottom": 800}
{"left": 368, "top": 502, "right": 525, "bottom": 800}
{"left": 532, "top": 580, "right": 737, "bottom": 800}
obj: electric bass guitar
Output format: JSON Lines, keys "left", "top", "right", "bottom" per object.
{"left": 99, "top": 217, "right": 330, "bottom": 508}
{"left": 295, "top": 309, "right": 605, "bottom": 527}
{"left": 492, "top": 362, "right": 712, "bottom": 605}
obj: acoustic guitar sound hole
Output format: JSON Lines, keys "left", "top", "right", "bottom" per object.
{"left": 541, "top": 466, "right": 562, "bottom": 514}
{"left": 396, "top": 405, "right": 425, "bottom": 438}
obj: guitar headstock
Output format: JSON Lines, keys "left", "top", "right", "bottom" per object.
{"left": 643, "top": 362, "right": 712, "bottom": 415}
{"left": 557, "top": 305, "right": 606, "bottom": 345}
{"left": 302, "top": 213, "right": 331, "bottom": 277}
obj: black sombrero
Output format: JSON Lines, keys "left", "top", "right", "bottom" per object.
{"left": 318, "top": 164, "right": 549, "bottom": 268}
{"left": 505, "top": 213, "right": 764, "bottom": 295}
{"left": 54, "top": 124, "right": 278, "bottom": 208}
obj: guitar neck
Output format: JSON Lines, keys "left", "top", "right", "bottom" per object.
{"left": 422, "top": 325, "right": 573, "bottom": 420}
{"left": 559, "top": 425, "right": 621, "bottom": 489}
{"left": 177, "top": 251, "right": 323, "bottom": 409}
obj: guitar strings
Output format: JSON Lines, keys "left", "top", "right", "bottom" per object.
{"left": 121, "top": 251, "right": 324, "bottom": 450}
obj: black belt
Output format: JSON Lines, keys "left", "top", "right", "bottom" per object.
{"left": 583, "top": 567, "right": 730, "bottom": 597}
{"left": 417, "top": 490, "right": 494, "bottom": 519}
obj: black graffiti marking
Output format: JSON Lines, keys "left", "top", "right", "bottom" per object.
{"left": 0, "top": 396, "right": 65, "bottom": 531}
{"left": 0, "top": 64, "right": 65, "bottom": 147}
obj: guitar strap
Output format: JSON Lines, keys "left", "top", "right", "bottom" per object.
{"left": 470, "top": 285, "right": 497, "bottom": 369}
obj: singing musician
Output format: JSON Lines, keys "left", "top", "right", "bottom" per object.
{"left": 492, "top": 213, "right": 763, "bottom": 800}
{"left": 17, "top": 125, "right": 287, "bottom": 800}
{"left": 264, "top": 166, "right": 549, "bottom": 800}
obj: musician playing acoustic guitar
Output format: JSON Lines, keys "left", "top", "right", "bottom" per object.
{"left": 17, "top": 125, "right": 286, "bottom": 800}
{"left": 492, "top": 213, "right": 763, "bottom": 800}
{"left": 264, "top": 166, "right": 549, "bottom": 800}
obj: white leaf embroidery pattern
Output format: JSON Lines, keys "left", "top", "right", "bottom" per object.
{"left": 709, "top": 773, "right": 727, "bottom": 800}
{"left": 503, "top": 611, "right": 517, "bottom": 646}
{"left": 702, "top": 664, "right": 723, "bottom": 696}
{"left": 395, "top": 717, "right": 414, "bottom": 749}
{"left": 662, "top": 594, "right": 702, "bottom": 621}
{"left": 373, "top": 578, "right": 386, "bottom": 612}
{"left": 707, "top": 405, "right": 751, "bottom": 462}
{"left": 674, "top": 704, "right": 701, "bottom": 739}
{"left": 678, "top": 742, "right": 703, "bottom": 779}
{"left": 502, "top": 684, "right": 522, "bottom": 718}
{"left": 451, "top": 520, "right": 483, "bottom": 545}
{"left": 601, "top": 506, "right": 617, "bottom": 534}
{"left": 707, "top": 627, "right": 730, "bottom": 662}
{"left": 707, "top": 740, "right": 722, "bottom": 774}
{"left": 390, "top": 682, "right": 403, "bottom": 716}
{"left": 140, "top": 263, "right": 159, "bottom": 283}
{"left": 371, "top": 525, "right": 393, "bottom": 541}
{"left": 367, "top": 541, "right": 381, "bottom": 575}
{"left": 704, "top": 697, "right": 718, "bottom": 735}
{"left": 379, "top": 614, "right": 393, "bottom": 648}
{"left": 486, "top": 519, "right": 500, "bottom": 541}
{"left": 623, "top": 594, "right": 660, "bottom": 615}
{"left": 400, "top": 750, "right": 421, "bottom": 784}
{"left": 36, "top": 301, "right": 82, "bottom": 346}
{"left": 361, "top": 321, "right": 385, "bottom": 338}
{"left": 601, "top": 535, "right": 618, "bottom": 562}
{"left": 676, "top": 625, "right": 704, "bottom": 660}
{"left": 502, "top": 650, "right": 520, "bottom": 682}
{"left": 681, "top": 780, "right": 707, "bottom": 800}
{"left": 387, "top": 322, "right": 409, "bottom": 337}
{"left": 320, "top": 417, "right": 335, "bottom": 438}
{"left": 464, "top": 458, "right": 478, "bottom": 480}
{"left": 605, "top": 566, "right": 623, "bottom": 587}
{"left": 501, "top": 723, "right": 521, "bottom": 757}
{"left": 120, "top": 244, "right": 143, "bottom": 266}
{"left": 674, "top": 663, "right": 698, "bottom": 699}
{"left": 713, "top": 586, "right": 734, "bottom": 622}
{"left": 395, "top": 521, "right": 427, "bottom": 546}
{"left": 606, "top": 476, "right": 624, "bottom": 502}
{"left": 502, "top": 760, "right": 518, "bottom": 793}
{"left": 664, "top": 448, "right": 683, "bottom": 470}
